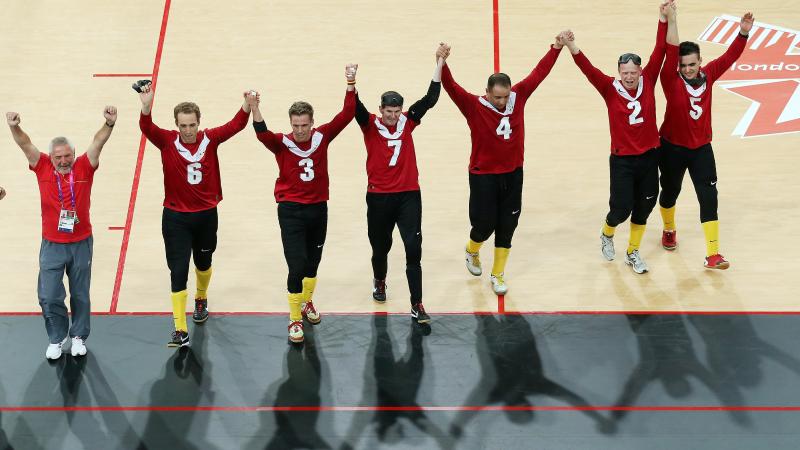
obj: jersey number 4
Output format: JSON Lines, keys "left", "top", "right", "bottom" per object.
{"left": 299, "top": 158, "right": 315, "bottom": 181}
{"left": 187, "top": 162, "right": 202, "bottom": 185}
{"left": 496, "top": 117, "right": 512, "bottom": 140}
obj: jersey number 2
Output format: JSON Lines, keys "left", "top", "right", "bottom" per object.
{"left": 496, "top": 117, "right": 512, "bottom": 140}
{"left": 627, "top": 101, "right": 644, "bottom": 125}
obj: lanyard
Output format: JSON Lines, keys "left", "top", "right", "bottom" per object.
{"left": 55, "top": 171, "right": 76, "bottom": 210}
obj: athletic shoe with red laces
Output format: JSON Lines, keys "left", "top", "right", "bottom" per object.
{"left": 302, "top": 301, "right": 321, "bottom": 324}
{"left": 288, "top": 320, "right": 304, "bottom": 343}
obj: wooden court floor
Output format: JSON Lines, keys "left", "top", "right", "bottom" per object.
{"left": 0, "top": 0, "right": 798, "bottom": 315}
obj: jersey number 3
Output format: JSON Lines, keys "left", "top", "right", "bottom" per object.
{"left": 299, "top": 158, "right": 315, "bottom": 181}
{"left": 496, "top": 117, "right": 512, "bottom": 140}
{"left": 187, "top": 162, "right": 202, "bottom": 185}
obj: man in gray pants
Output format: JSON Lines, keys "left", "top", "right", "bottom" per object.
{"left": 7, "top": 107, "right": 116, "bottom": 359}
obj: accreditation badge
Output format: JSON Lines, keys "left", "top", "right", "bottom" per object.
{"left": 58, "top": 209, "right": 78, "bottom": 233}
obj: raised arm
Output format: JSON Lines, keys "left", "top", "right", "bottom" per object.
{"left": 441, "top": 57, "right": 477, "bottom": 117}
{"left": 354, "top": 93, "right": 370, "bottom": 127}
{"left": 660, "top": 2, "right": 680, "bottom": 84}
{"left": 135, "top": 80, "right": 172, "bottom": 148}
{"left": 704, "top": 12, "right": 753, "bottom": 82}
{"left": 6, "top": 112, "right": 41, "bottom": 167}
{"left": 407, "top": 43, "right": 449, "bottom": 123}
{"left": 642, "top": 4, "right": 670, "bottom": 82}
{"left": 248, "top": 93, "right": 284, "bottom": 153}
{"left": 86, "top": 106, "right": 117, "bottom": 168}
{"left": 513, "top": 38, "right": 564, "bottom": 99}
{"left": 318, "top": 65, "right": 358, "bottom": 139}
{"left": 562, "top": 31, "right": 614, "bottom": 93}
{"left": 205, "top": 92, "right": 253, "bottom": 144}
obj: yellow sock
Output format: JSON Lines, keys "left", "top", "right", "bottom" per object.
{"left": 288, "top": 293, "right": 303, "bottom": 322}
{"left": 466, "top": 239, "right": 483, "bottom": 254}
{"left": 195, "top": 267, "right": 212, "bottom": 300}
{"left": 491, "top": 247, "right": 510, "bottom": 276}
{"left": 302, "top": 277, "right": 317, "bottom": 303}
{"left": 702, "top": 220, "right": 720, "bottom": 256}
{"left": 602, "top": 222, "right": 616, "bottom": 237}
{"left": 171, "top": 290, "right": 188, "bottom": 332}
{"left": 627, "top": 223, "right": 646, "bottom": 254}
{"left": 661, "top": 206, "right": 676, "bottom": 231}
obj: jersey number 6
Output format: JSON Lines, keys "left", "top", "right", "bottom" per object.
{"left": 187, "top": 162, "right": 202, "bottom": 185}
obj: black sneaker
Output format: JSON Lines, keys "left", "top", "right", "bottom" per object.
{"left": 411, "top": 303, "right": 431, "bottom": 324}
{"left": 168, "top": 330, "right": 190, "bottom": 348}
{"left": 373, "top": 279, "right": 387, "bottom": 303}
{"left": 193, "top": 298, "right": 209, "bottom": 323}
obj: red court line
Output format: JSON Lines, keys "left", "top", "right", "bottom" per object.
{"left": 2, "top": 310, "right": 800, "bottom": 316}
{"left": 497, "top": 294, "right": 505, "bottom": 314}
{"left": 492, "top": 0, "right": 500, "bottom": 72}
{"left": 108, "top": 226, "right": 125, "bottom": 231}
{"left": 110, "top": 0, "right": 172, "bottom": 314}
{"left": 93, "top": 73, "right": 152, "bottom": 78}
{"left": 2, "top": 405, "right": 800, "bottom": 413}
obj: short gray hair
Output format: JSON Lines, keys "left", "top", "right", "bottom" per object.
{"left": 49, "top": 136, "right": 75, "bottom": 155}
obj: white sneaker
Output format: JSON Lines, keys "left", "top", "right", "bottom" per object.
{"left": 490, "top": 273, "right": 508, "bottom": 295}
{"left": 71, "top": 336, "right": 87, "bottom": 357}
{"left": 465, "top": 249, "right": 482, "bottom": 276}
{"left": 301, "top": 301, "right": 321, "bottom": 324}
{"left": 600, "top": 234, "right": 615, "bottom": 261}
{"left": 46, "top": 337, "right": 68, "bottom": 360}
{"left": 625, "top": 250, "right": 649, "bottom": 274}
{"left": 288, "top": 320, "right": 304, "bottom": 343}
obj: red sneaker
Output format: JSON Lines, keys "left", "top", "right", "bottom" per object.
{"left": 288, "top": 320, "right": 304, "bottom": 343}
{"left": 704, "top": 254, "right": 730, "bottom": 270}
{"left": 302, "top": 301, "right": 321, "bottom": 324}
{"left": 662, "top": 230, "right": 677, "bottom": 250}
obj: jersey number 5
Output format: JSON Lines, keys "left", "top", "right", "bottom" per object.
{"left": 187, "top": 162, "right": 202, "bottom": 185}
{"left": 689, "top": 97, "right": 703, "bottom": 120}
{"left": 627, "top": 101, "right": 644, "bottom": 125}
{"left": 496, "top": 116, "right": 512, "bottom": 140}
{"left": 299, "top": 158, "right": 315, "bottom": 182}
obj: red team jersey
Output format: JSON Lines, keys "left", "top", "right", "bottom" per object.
{"left": 31, "top": 153, "right": 96, "bottom": 243}
{"left": 360, "top": 112, "right": 420, "bottom": 193}
{"left": 256, "top": 90, "right": 355, "bottom": 204}
{"left": 442, "top": 45, "right": 563, "bottom": 174}
{"left": 660, "top": 34, "right": 747, "bottom": 149}
{"left": 140, "top": 108, "right": 249, "bottom": 212}
{"left": 572, "top": 21, "right": 667, "bottom": 156}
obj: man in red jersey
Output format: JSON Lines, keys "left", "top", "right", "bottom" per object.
{"left": 248, "top": 64, "right": 357, "bottom": 344}
{"left": 442, "top": 35, "right": 564, "bottom": 295}
{"left": 658, "top": 12, "right": 754, "bottom": 270}
{"left": 354, "top": 44, "right": 450, "bottom": 324}
{"left": 136, "top": 83, "right": 252, "bottom": 347}
{"left": 562, "top": 2, "right": 677, "bottom": 274}
{"left": 7, "top": 107, "right": 117, "bottom": 359}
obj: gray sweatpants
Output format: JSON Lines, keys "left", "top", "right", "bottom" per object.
{"left": 38, "top": 236, "right": 92, "bottom": 343}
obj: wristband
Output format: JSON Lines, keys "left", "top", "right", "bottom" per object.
{"left": 105, "top": 122, "right": 115, "bottom": 128}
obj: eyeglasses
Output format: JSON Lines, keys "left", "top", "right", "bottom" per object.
{"left": 617, "top": 53, "right": 642, "bottom": 66}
